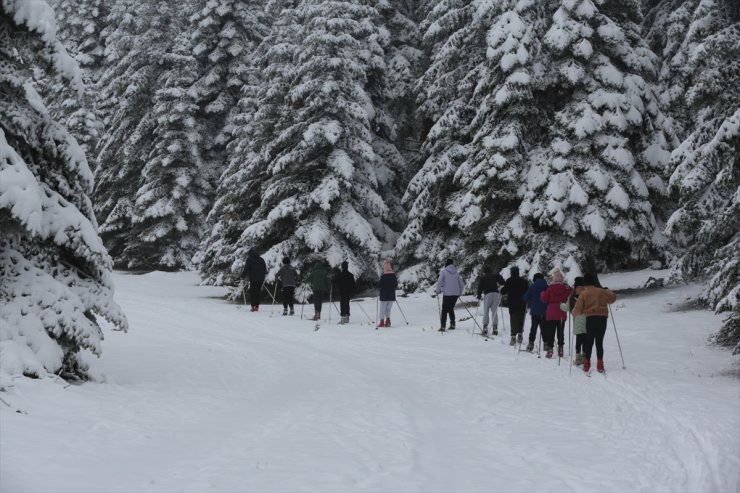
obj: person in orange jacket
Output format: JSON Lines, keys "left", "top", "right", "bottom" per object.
{"left": 572, "top": 273, "right": 617, "bottom": 373}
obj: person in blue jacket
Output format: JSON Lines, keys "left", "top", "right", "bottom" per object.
{"left": 522, "top": 272, "right": 548, "bottom": 352}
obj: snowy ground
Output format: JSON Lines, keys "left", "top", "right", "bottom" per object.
{"left": 1, "top": 270, "right": 739, "bottom": 493}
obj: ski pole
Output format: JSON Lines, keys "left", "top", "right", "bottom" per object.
{"left": 241, "top": 282, "right": 247, "bottom": 307}
{"left": 609, "top": 305, "right": 626, "bottom": 369}
{"left": 375, "top": 296, "right": 379, "bottom": 326}
{"left": 461, "top": 302, "right": 484, "bottom": 332}
{"left": 328, "top": 284, "right": 333, "bottom": 323}
{"left": 538, "top": 332, "right": 542, "bottom": 359}
{"left": 300, "top": 285, "right": 306, "bottom": 320}
{"left": 262, "top": 282, "right": 278, "bottom": 303}
{"left": 569, "top": 316, "right": 573, "bottom": 375}
{"left": 500, "top": 304, "right": 507, "bottom": 335}
{"left": 395, "top": 298, "right": 410, "bottom": 325}
{"left": 352, "top": 299, "right": 373, "bottom": 324}
{"left": 436, "top": 294, "right": 441, "bottom": 322}
{"left": 270, "top": 282, "right": 279, "bottom": 317}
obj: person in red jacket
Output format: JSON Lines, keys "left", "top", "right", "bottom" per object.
{"left": 539, "top": 268, "right": 572, "bottom": 359}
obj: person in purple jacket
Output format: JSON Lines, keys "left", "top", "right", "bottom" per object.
{"left": 435, "top": 258, "right": 465, "bottom": 331}
{"left": 522, "top": 273, "right": 548, "bottom": 352}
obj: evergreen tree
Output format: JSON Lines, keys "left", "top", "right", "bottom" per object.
{"left": 47, "top": 0, "right": 109, "bottom": 159}
{"left": 200, "top": 0, "right": 404, "bottom": 284}
{"left": 93, "top": 1, "right": 186, "bottom": 268}
{"left": 652, "top": 0, "right": 740, "bottom": 353}
{"left": 188, "top": 0, "right": 269, "bottom": 177}
{"left": 517, "top": 0, "right": 675, "bottom": 274}
{"left": 451, "top": 0, "right": 554, "bottom": 276}
{"left": 0, "top": 0, "right": 127, "bottom": 379}
{"left": 395, "top": 0, "right": 480, "bottom": 285}
{"left": 123, "top": 34, "right": 212, "bottom": 268}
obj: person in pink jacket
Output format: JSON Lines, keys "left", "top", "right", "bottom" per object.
{"left": 539, "top": 268, "right": 572, "bottom": 359}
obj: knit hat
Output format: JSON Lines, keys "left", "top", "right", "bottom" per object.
{"left": 341, "top": 261, "right": 349, "bottom": 270}
{"left": 551, "top": 268, "right": 564, "bottom": 284}
{"left": 383, "top": 258, "right": 394, "bottom": 273}
{"left": 573, "top": 276, "right": 585, "bottom": 288}
{"left": 483, "top": 265, "right": 492, "bottom": 274}
{"left": 282, "top": 256, "right": 290, "bottom": 265}
{"left": 533, "top": 272, "right": 544, "bottom": 281}
{"left": 583, "top": 273, "right": 600, "bottom": 287}
{"left": 445, "top": 258, "right": 454, "bottom": 267}
{"left": 510, "top": 266, "right": 520, "bottom": 278}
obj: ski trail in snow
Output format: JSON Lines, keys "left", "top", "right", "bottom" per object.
{"left": 1, "top": 272, "right": 738, "bottom": 493}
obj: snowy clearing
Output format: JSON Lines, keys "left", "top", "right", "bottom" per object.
{"left": 1, "top": 270, "right": 739, "bottom": 493}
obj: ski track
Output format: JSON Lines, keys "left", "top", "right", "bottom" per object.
{"left": 1, "top": 271, "right": 738, "bottom": 493}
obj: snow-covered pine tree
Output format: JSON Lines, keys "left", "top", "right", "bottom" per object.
{"left": 201, "top": 0, "right": 403, "bottom": 284}
{"left": 450, "top": 0, "right": 554, "bottom": 278}
{"left": 122, "top": 34, "right": 212, "bottom": 268}
{"left": 0, "top": 0, "right": 127, "bottom": 379}
{"left": 45, "top": 0, "right": 109, "bottom": 160}
{"left": 188, "top": 0, "right": 269, "bottom": 181}
{"left": 517, "top": 0, "right": 675, "bottom": 275}
{"left": 394, "top": 0, "right": 480, "bottom": 286}
{"left": 653, "top": 0, "right": 740, "bottom": 353}
{"left": 93, "top": 1, "right": 185, "bottom": 268}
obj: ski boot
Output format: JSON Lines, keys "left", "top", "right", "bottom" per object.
{"left": 449, "top": 324, "right": 455, "bottom": 330}
{"left": 385, "top": 318, "right": 391, "bottom": 327}
{"left": 597, "top": 359, "right": 605, "bottom": 373}
{"left": 583, "top": 358, "right": 591, "bottom": 372}
{"left": 526, "top": 341, "right": 534, "bottom": 352}
{"left": 509, "top": 336, "right": 516, "bottom": 346}
{"left": 251, "top": 305, "right": 258, "bottom": 312}
{"left": 439, "top": 323, "right": 446, "bottom": 332}
{"left": 573, "top": 353, "right": 583, "bottom": 366}
{"left": 312, "top": 312, "right": 321, "bottom": 321}
{"left": 283, "top": 308, "right": 288, "bottom": 316}
{"left": 289, "top": 309, "right": 295, "bottom": 316}
{"left": 481, "top": 324, "right": 488, "bottom": 336}
{"left": 558, "top": 345, "right": 564, "bottom": 358}
{"left": 492, "top": 326, "right": 499, "bottom": 336}
{"left": 377, "top": 319, "right": 385, "bottom": 328}
{"left": 544, "top": 344, "right": 553, "bottom": 359}
{"left": 517, "top": 333, "right": 523, "bottom": 344}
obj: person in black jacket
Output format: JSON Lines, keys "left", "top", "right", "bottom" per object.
{"left": 476, "top": 266, "right": 506, "bottom": 336}
{"left": 334, "top": 261, "right": 356, "bottom": 324}
{"left": 244, "top": 249, "right": 267, "bottom": 312}
{"left": 501, "top": 266, "right": 530, "bottom": 346}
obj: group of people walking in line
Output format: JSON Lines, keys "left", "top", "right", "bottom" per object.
{"left": 242, "top": 251, "right": 617, "bottom": 373}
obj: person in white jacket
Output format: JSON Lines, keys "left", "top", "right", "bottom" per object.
{"left": 435, "top": 259, "right": 465, "bottom": 331}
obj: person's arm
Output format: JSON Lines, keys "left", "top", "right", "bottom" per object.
{"left": 572, "top": 293, "right": 585, "bottom": 316}
{"left": 522, "top": 286, "right": 531, "bottom": 303}
{"left": 435, "top": 270, "right": 445, "bottom": 293}
{"left": 540, "top": 288, "right": 550, "bottom": 303}
{"left": 605, "top": 289, "right": 616, "bottom": 304}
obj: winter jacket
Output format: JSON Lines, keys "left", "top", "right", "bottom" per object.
{"left": 436, "top": 265, "right": 464, "bottom": 296}
{"left": 310, "top": 263, "right": 330, "bottom": 292}
{"left": 572, "top": 286, "right": 616, "bottom": 318}
{"left": 501, "top": 276, "right": 529, "bottom": 312}
{"left": 540, "top": 282, "right": 572, "bottom": 321}
{"left": 561, "top": 294, "right": 586, "bottom": 335}
{"left": 335, "top": 269, "right": 356, "bottom": 297}
{"left": 522, "top": 278, "right": 548, "bottom": 316}
{"left": 276, "top": 264, "right": 299, "bottom": 287}
{"left": 378, "top": 272, "right": 398, "bottom": 301}
{"left": 244, "top": 253, "right": 267, "bottom": 282}
{"left": 476, "top": 273, "right": 505, "bottom": 298}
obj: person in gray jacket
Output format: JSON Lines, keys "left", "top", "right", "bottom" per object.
{"left": 435, "top": 259, "right": 465, "bottom": 331}
{"left": 276, "top": 257, "right": 299, "bottom": 315}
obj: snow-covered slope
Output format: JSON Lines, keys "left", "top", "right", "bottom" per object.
{"left": 1, "top": 271, "right": 738, "bottom": 492}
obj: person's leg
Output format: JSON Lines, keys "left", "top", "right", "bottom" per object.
{"left": 594, "top": 316, "right": 607, "bottom": 360}
{"left": 543, "top": 321, "right": 555, "bottom": 350}
{"left": 491, "top": 293, "right": 500, "bottom": 329}
{"left": 449, "top": 296, "right": 457, "bottom": 327}
{"left": 482, "top": 293, "right": 492, "bottom": 327}
{"left": 575, "top": 333, "right": 585, "bottom": 353}
{"left": 529, "top": 315, "right": 539, "bottom": 343}
{"left": 282, "top": 287, "right": 289, "bottom": 312}
{"left": 250, "top": 282, "right": 261, "bottom": 308}
{"left": 314, "top": 290, "right": 323, "bottom": 315}
{"left": 286, "top": 287, "right": 295, "bottom": 312}
{"left": 440, "top": 296, "right": 450, "bottom": 327}
{"left": 340, "top": 296, "right": 350, "bottom": 317}
{"left": 584, "top": 317, "right": 597, "bottom": 361}
{"left": 556, "top": 320, "right": 565, "bottom": 348}
{"left": 385, "top": 301, "right": 393, "bottom": 320}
